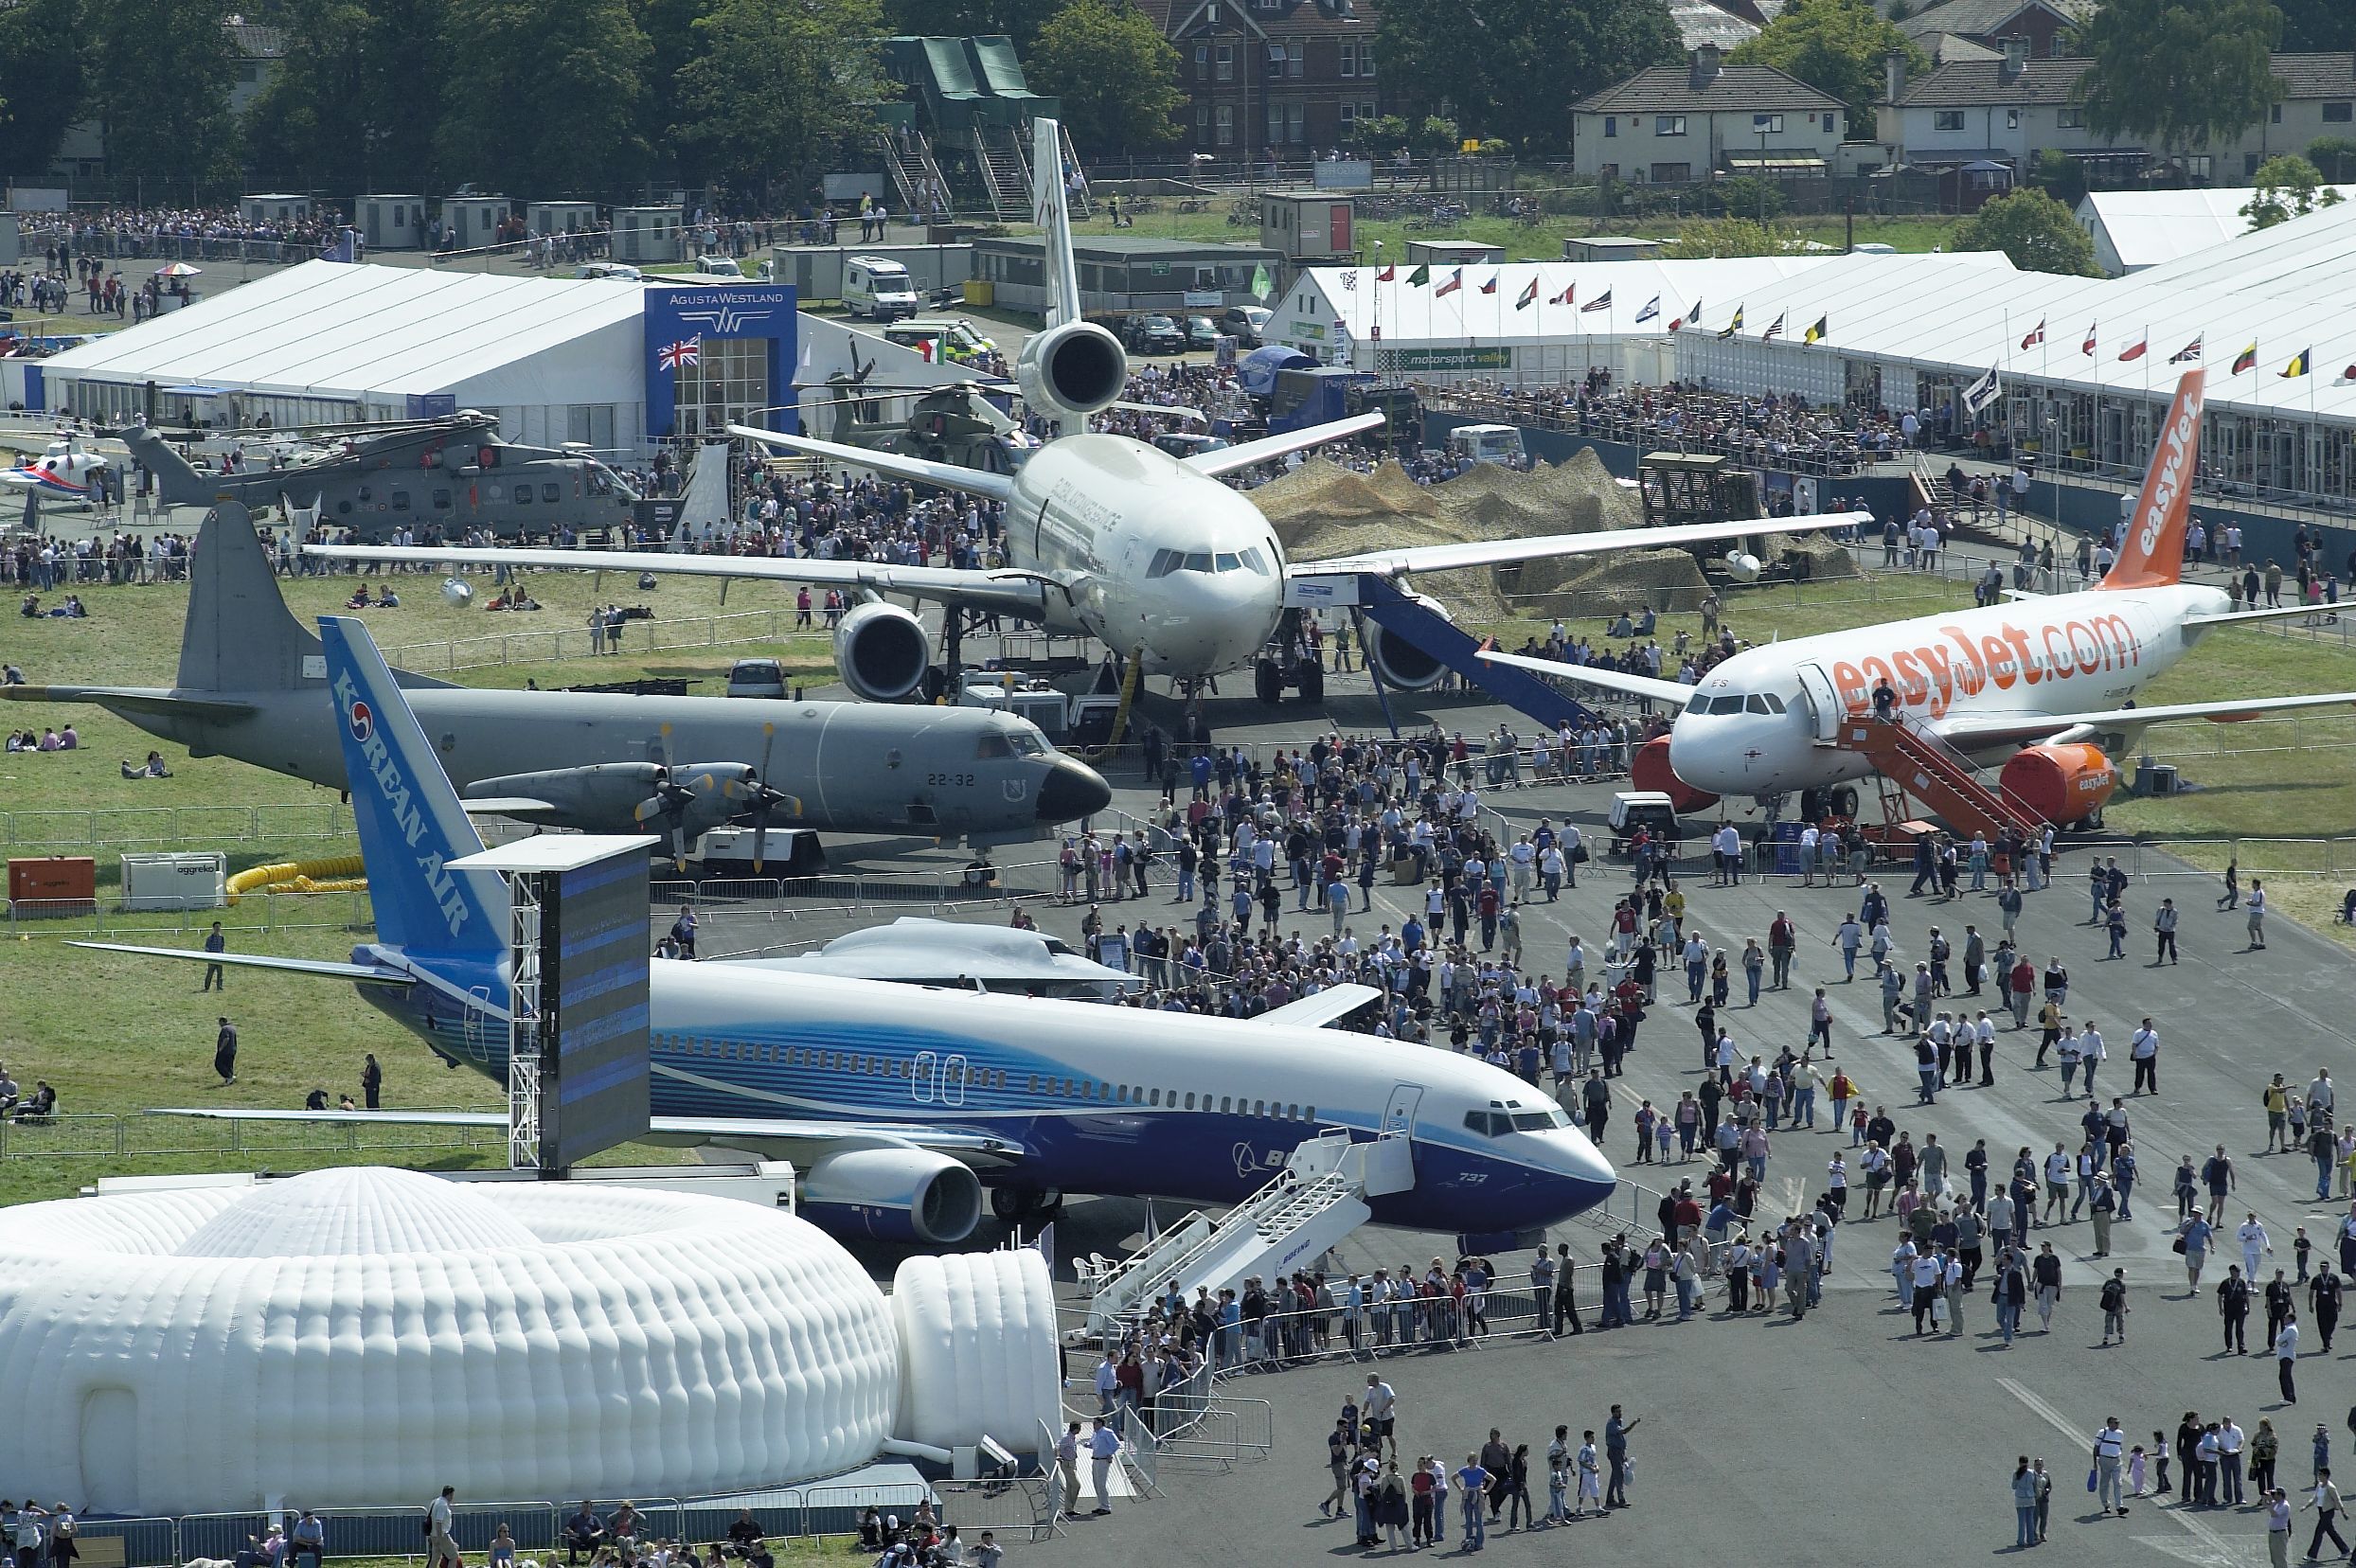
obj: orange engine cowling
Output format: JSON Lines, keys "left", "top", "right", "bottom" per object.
{"left": 1999, "top": 742, "right": 2119, "bottom": 827}
{"left": 1633, "top": 734, "right": 1721, "bottom": 813}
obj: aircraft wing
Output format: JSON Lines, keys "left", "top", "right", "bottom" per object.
{"left": 2182, "top": 602, "right": 2352, "bottom": 630}
{"left": 1938, "top": 690, "right": 2356, "bottom": 749}
{"left": 1475, "top": 645, "right": 1696, "bottom": 705}
{"left": 1256, "top": 983, "right": 1385, "bottom": 1029}
{"left": 1, "top": 684, "right": 258, "bottom": 720}
{"left": 1186, "top": 413, "right": 1388, "bottom": 477}
{"left": 1292, "top": 510, "right": 1874, "bottom": 579}
{"left": 726, "top": 422, "right": 1015, "bottom": 503}
{"left": 71, "top": 941, "right": 416, "bottom": 985}
{"left": 143, "top": 1106, "right": 1029, "bottom": 1168}
{"left": 303, "top": 541, "right": 1052, "bottom": 620}
{"left": 457, "top": 796, "right": 562, "bottom": 819}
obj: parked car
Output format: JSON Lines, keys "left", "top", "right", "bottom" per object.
{"left": 724, "top": 658, "right": 788, "bottom": 700}
{"left": 1217, "top": 306, "right": 1271, "bottom": 347}
{"left": 1122, "top": 313, "right": 1187, "bottom": 354}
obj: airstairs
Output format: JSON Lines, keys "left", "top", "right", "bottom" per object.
{"left": 1826, "top": 712, "right": 2046, "bottom": 841}
{"left": 1084, "top": 1131, "right": 1413, "bottom": 1336}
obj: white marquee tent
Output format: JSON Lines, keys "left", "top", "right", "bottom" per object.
{"left": 2075, "top": 187, "right": 2356, "bottom": 276}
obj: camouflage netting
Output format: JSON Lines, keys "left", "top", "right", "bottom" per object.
{"left": 1776, "top": 531, "right": 1858, "bottom": 579}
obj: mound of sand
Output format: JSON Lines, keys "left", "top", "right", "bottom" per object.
{"left": 1244, "top": 444, "right": 1768, "bottom": 621}
{"left": 1776, "top": 531, "right": 1858, "bottom": 579}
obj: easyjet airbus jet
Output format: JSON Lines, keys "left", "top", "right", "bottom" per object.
{"left": 1485, "top": 368, "right": 2356, "bottom": 823}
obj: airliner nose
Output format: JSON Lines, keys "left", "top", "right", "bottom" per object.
{"left": 1036, "top": 754, "right": 1112, "bottom": 822}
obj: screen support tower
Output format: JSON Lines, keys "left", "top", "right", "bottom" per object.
{"left": 448, "top": 834, "right": 659, "bottom": 1176}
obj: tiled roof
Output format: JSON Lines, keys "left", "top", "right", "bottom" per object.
{"left": 1897, "top": 0, "right": 2092, "bottom": 44}
{"left": 1895, "top": 51, "right": 2356, "bottom": 107}
{"left": 1133, "top": 0, "right": 1377, "bottom": 38}
{"left": 223, "top": 16, "right": 284, "bottom": 57}
{"left": 1573, "top": 62, "right": 1844, "bottom": 116}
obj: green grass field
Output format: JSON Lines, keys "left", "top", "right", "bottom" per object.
{"left": 0, "top": 550, "right": 2351, "bottom": 1205}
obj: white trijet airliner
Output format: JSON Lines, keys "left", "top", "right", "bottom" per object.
{"left": 80, "top": 617, "right": 1616, "bottom": 1248}
{"left": 309, "top": 117, "right": 1849, "bottom": 706}
{"left": 1484, "top": 368, "right": 2356, "bottom": 819}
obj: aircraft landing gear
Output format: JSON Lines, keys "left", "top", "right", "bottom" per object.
{"left": 991, "top": 1183, "right": 1063, "bottom": 1223}
{"left": 1254, "top": 658, "right": 1283, "bottom": 704}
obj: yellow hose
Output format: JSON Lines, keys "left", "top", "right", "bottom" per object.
{"left": 226, "top": 855, "right": 366, "bottom": 903}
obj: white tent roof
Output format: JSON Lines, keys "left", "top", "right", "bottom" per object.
{"left": 1286, "top": 253, "right": 1887, "bottom": 347}
{"left": 2076, "top": 187, "right": 2356, "bottom": 274}
{"left": 38, "top": 259, "right": 646, "bottom": 401}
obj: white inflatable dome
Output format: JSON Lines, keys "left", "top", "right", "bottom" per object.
{"left": 890, "top": 1249, "right": 1062, "bottom": 1452}
{"left": 0, "top": 1167, "right": 899, "bottom": 1515}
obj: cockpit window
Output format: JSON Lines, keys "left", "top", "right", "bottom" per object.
{"left": 1239, "top": 545, "right": 1272, "bottom": 575}
{"left": 1511, "top": 1108, "right": 1568, "bottom": 1131}
{"left": 1006, "top": 731, "right": 1044, "bottom": 756}
{"left": 1708, "top": 695, "right": 1744, "bottom": 715}
{"left": 1183, "top": 551, "right": 1212, "bottom": 573}
{"left": 1686, "top": 693, "right": 1709, "bottom": 714}
{"left": 1744, "top": 694, "right": 1774, "bottom": 714}
{"left": 1215, "top": 552, "right": 1240, "bottom": 572}
{"left": 1463, "top": 1107, "right": 1570, "bottom": 1136}
{"left": 1148, "top": 549, "right": 1180, "bottom": 578}
{"left": 975, "top": 732, "right": 1013, "bottom": 758}
{"left": 1762, "top": 693, "right": 1786, "bottom": 713}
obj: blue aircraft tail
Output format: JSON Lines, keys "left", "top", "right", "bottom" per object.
{"left": 317, "top": 615, "right": 505, "bottom": 957}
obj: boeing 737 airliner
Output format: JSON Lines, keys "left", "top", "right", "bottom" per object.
{"left": 87, "top": 615, "right": 1615, "bottom": 1247}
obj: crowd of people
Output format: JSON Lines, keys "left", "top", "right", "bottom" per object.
{"left": 1441, "top": 372, "right": 1920, "bottom": 478}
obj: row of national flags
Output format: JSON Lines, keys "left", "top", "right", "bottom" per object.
{"left": 1366, "top": 265, "right": 1830, "bottom": 342}
{"left": 2013, "top": 315, "right": 2346, "bottom": 379}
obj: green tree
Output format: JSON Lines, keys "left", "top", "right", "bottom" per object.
{"left": 881, "top": 0, "right": 1061, "bottom": 52}
{"left": 1657, "top": 216, "right": 1790, "bottom": 258}
{"left": 0, "top": 0, "right": 86, "bottom": 179}
{"left": 1727, "top": 0, "right": 1926, "bottom": 140}
{"left": 1377, "top": 0, "right": 1682, "bottom": 153}
{"left": 242, "top": 0, "right": 376, "bottom": 190}
{"left": 85, "top": 0, "right": 241, "bottom": 188}
{"left": 1026, "top": 0, "right": 1184, "bottom": 151}
{"left": 2241, "top": 152, "right": 2345, "bottom": 228}
{"left": 2028, "top": 147, "right": 2086, "bottom": 206}
{"left": 673, "top": 0, "right": 886, "bottom": 195}
{"left": 2072, "top": 0, "right": 2281, "bottom": 153}
{"left": 2309, "top": 136, "right": 2356, "bottom": 182}
{"left": 636, "top": 0, "right": 715, "bottom": 168}
{"left": 1953, "top": 187, "right": 2097, "bottom": 275}
{"left": 437, "top": 0, "right": 649, "bottom": 194}
{"left": 2276, "top": 0, "right": 2356, "bottom": 52}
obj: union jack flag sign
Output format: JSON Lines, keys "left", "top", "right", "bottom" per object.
{"left": 658, "top": 337, "right": 702, "bottom": 371}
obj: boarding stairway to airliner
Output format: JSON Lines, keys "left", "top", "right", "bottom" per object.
{"left": 1828, "top": 712, "right": 2048, "bottom": 842}
{"left": 1083, "top": 1131, "right": 1414, "bottom": 1337}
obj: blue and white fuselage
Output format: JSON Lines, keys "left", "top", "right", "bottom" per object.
{"left": 362, "top": 944, "right": 1616, "bottom": 1235}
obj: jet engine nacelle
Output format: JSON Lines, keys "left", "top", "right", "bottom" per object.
{"left": 1999, "top": 742, "right": 2119, "bottom": 828}
{"left": 833, "top": 599, "right": 932, "bottom": 703}
{"left": 800, "top": 1148, "right": 984, "bottom": 1244}
{"left": 1723, "top": 550, "right": 1762, "bottom": 582}
{"left": 1015, "top": 319, "right": 1128, "bottom": 422}
{"left": 1364, "top": 594, "right": 1451, "bottom": 690}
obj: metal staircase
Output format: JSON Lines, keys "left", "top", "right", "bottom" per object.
{"left": 1084, "top": 1131, "right": 1413, "bottom": 1336}
{"left": 878, "top": 128, "right": 953, "bottom": 223}
{"left": 1343, "top": 575, "right": 1605, "bottom": 731}
{"left": 1826, "top": 712, "right": 2047, "bottom": 841}
{"left": 973, "top": 123, "right": 1033, "bottom": 223}
{"left": 1059, "top": 122, "right": 1092, "bottom": 220}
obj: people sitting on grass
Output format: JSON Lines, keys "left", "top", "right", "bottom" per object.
{"left": 120, "top": 750, "right": 172, "bottom": 778}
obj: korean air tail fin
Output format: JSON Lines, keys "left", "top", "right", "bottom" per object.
{"left": 2102, "top": 367, "right": 2203, "bottom": 591}
{"left": 317, "top": 615, "right": 504, "bottom": 956}
{"left": 1032, "top": 116, "right": 1082, "bottom": 330}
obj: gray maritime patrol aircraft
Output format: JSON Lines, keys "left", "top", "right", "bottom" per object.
{"left": 1, "top": 504, "right": 1109, "bottom": 855}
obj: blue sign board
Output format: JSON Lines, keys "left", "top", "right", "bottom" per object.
{"left": 642, "top": 283, "right": 797, "bottom": 438}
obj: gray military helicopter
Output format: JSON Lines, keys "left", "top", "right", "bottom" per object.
{"left": 116, "top": 413, "right": 639, "bottom": 540}
{"left": 816, "top": 349, "right": 1039, "bottom": 477}
{"left": 2, "top": 504, "right": 1111, "bottom": 858}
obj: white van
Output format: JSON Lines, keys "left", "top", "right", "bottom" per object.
{"left": 1447, "top": 422, "right": 1526, "bottom": 466}
{"left": 844, "top": 256, "right": 920, "bottom": 321}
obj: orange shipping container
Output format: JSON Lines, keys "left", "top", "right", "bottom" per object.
{"left": 8, "top": 856, "right": 97, "bottom": 918}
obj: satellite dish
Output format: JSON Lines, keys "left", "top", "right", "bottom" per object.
{"left": 442, "top": 577, "right": 474, "bottom": 608}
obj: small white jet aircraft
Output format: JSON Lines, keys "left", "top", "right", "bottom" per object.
{"left": 311, "top": 118, "right": 1847, "bottom": 707}
{"left": 1484, "top": 368, "right": 2356, "bottom": 822}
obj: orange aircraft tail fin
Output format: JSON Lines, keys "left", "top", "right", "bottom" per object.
{"left": 2102, "top": 367, "right": 2204, "bottom": 591}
